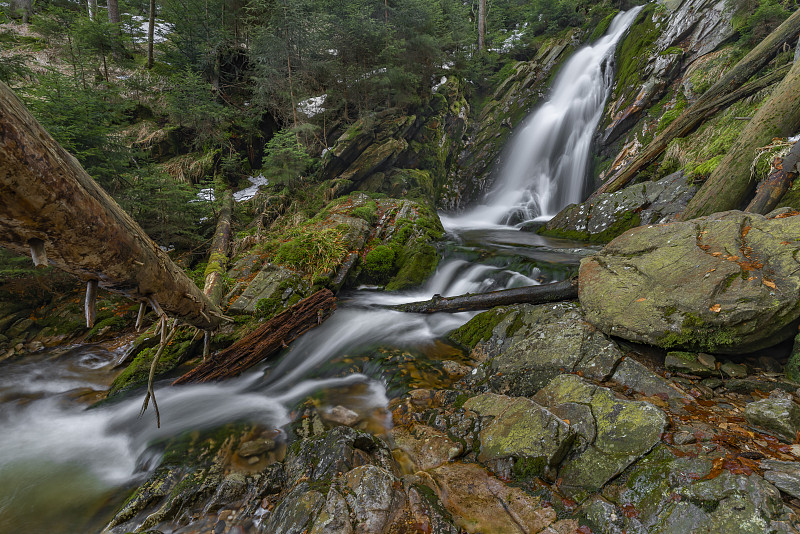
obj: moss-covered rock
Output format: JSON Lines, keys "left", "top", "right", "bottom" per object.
{"left": 579, "top": 210, "right": 800, "bottom": 353}
{"left": 534, "top": 375, "right": 668, "bottom": 501}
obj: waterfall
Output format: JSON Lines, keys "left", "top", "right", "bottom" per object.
{"left": 443, "top": 7, "right": 642, "bottom": 231}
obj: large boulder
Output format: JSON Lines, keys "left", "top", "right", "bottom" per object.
{"left": 579, "top": 210, "right": 800, "bottom": 353}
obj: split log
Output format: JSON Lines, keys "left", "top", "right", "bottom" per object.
{"left": 681, "top": 56, "right": 800, "bottom": 219}
{"left": 745, "top": 139, "right": 800, "bottom": 214}
{"left": 590, "top": 7, "right": 800, "bottom": 199}
{"left": 389, "top": 278, "right": 579, "bottom": 314}
{"left": 172, "top": 289, "right": 337, "bottom": 384}
{"left": 203, "top": 190, "right": 233, "bottom": 306}
{"left": 0, "top": 81, "right": 223, "bottom": 330}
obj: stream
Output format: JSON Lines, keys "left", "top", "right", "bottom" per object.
{"left": 0, "top": 8, "right": 640, "bottom": 533}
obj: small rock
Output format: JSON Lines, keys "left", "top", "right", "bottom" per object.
{"left": 248, "top": 456, "right": 261, "bottom": 465}
{"left": 769, "top": 389, "right": 793, "bottom": 401}
{"left": 409, "top": 389, "right": 433, "bottom": 407}
{"left": 441, "top": 360, "right": 471, "bottom": 381}
{"left": 701, "top": 378, "right": 723, "bottom": 389}
{"left": 324, "top": 405, "right": 360, "bottom": 427}
{"left": 238, "top": 438, "right": 275, "bottom": 457}
{"left": 672, "top": 431, "right": 697, "bottom": 445}
{"left": 745, "top": 398, "right": 800, "bottom": 441}
{"left": 14, "top": 342, "right": 24, "bottom": 351}
{"left": 720, "top": 362, "right": 747, "bottom": 379}
{"left": 697, "top": 353, "right": 717, "bottom": 369}
{"left": 758, "top": 355, "right": 783, "bottom": 374}
{"left": 665, "top": 352, "right": 714, "bottom": 377}
{"left": 762, "top": 460, "right": 800, "bottom": 500}
{"left": 26, "top": 340, "right": 44, "bottom": 352}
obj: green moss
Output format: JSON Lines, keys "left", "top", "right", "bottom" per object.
{"left": 612, "top": 4, "right": 659, "bottom": 111}
{"left": 538, "top": 212, "right": 641, "bottom": 244}
{"left": 449, "top": 308, "right": 511, "bottom": 350}
{"left": 656, "top": 95, "right": 687, "bottom": 134}
{"left": 658, "top": 313, "right": 738, "bottom": 352}
{"left": 363, "top": 245, "right": 396, "bottom": 282}
{"left": 386, "top": 243, "right": 439, "bottom": 291}
{"left": 588, "top": 9, "right": 620, "bottom": 41}
{"left": 687, "top": 154, "right": 724, "bottom": 181}
{"left": 107, "top": 328, "right": 198, "bottom": 396}
{"left": 512, "top": 457, "right": 547, "bottom": 481}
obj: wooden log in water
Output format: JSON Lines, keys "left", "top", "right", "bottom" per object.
{"left": 172, "top": 289, "right": 337, "bottom": 384}
{"left": 389, "top": 278, "right": 579, "bottom": 314}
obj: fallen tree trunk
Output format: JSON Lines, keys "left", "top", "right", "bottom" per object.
{"left": 590, "top": 7, "right": 800, "bottom": 199}
{"left": 681, "top": 56, "right": 800, "bottom": 219}
{"left": 0, "top": 81, "right": 223, "bottom": 330}
{"left": 203, "top": 189, "right": 234, "bottom": 306}
{"left": 745, "top": 139, "right": 800, "bottom": 214}
{"left": 172, "top": 289, "right": 337, "bottom": 384}
{"left": 389, "top": 278, "right": 579, "bottom": 314}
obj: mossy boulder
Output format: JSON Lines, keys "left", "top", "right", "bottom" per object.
{"left": 541, "top": 171, "right": 698, "bottom": 243}
{"left": 463, "top": 393, "right": 576, "bottom": 480}
{"left": 463, "top": 302, "right": 624, "bottom": 396}
{"left": 580, "top": 210, "right": 800, "bottom": 354}
{"left": 226, "top": 263, "right": 309, "bottom": 315}
{"left": 534, "top": 375, "right": 668, "bottom": 501}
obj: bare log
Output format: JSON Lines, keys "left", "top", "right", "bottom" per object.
{"left": 203, "top": 189, "right": 233, "bottom": 306}
{"left": 135, "top": 302, "right": 147, "bottom": 331}
{"left": 389, "top": 278, "right": 579, "bottom": 314}
{"left": 590, "top": 7, "right": 800, "bottom": 199}
{"left": 681, "top": 56, "right": 800, "bottom": 219}
{"left": 173, "top": 289, "right": 337, "bottom": 384}
{"left": 0, "top": 81, "right": 222, "bottom": 330}
{"left": 85, "top": 279, "right": 98, "bottom": 328}
{"left": 746, "top": 139, "right": 800, "bottom": 214}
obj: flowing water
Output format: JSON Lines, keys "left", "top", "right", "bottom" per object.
{"left": 0, "top": 10, "right": 640, "bottom": 533}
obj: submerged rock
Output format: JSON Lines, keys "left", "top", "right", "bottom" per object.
{"left": 580, "top": 210, "right": 800, "bottom": 354}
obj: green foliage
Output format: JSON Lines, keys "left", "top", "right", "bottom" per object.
{"left": 164, "top": 69, "right": 235, "bottom": 150}
{"left": 351, "top": 201, "right": 378, "bottom": 224}
{"left": 363, "top": 245, "right": 396, "bottom": 281}
{"left": 274, "top": 226, "right": 348, "bottom": 280}
{"left": 729, "top": 0, "right": 795, "bottom": 48}
{"left": 261, "top": 127, "right": 315, "bottom": 185}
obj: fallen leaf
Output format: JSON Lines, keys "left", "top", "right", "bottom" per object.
{"left": 763, "top": 280, "right": 777, "bottom": 289}
{"left": 709, "top": 304, "right": 721, "bottom": 313}
{"left": 706, "top": 268, "right": 716, "bottom": 273}
{"left": 711, "top": 252, "right": 723, "bottom": 257}
{"left": 635, "top": 297, "right": 647, "bottom": 302}
{"left": 727, "top": 255, "right": 740, "bottom": 261}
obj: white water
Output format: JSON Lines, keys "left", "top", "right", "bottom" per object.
{"left": 442, "top": 7, "right": 642, "bottom": 231}
{"left": 0, "top": 14, "right": 636, "bottom": 531}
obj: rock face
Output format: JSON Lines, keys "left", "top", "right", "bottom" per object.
{"left": 459, "top": 302, "right": 624, "bottom": 396}
{"left": 534, "top": 375, "right": 667, "bottom": 500}
{"left": 580, "top": 210, "right": 800, "bottom": 353}
{"left": 745, "top": 398, "right": 800, "bottom": 442}
{"left": 541, "top": 171, "right": 698, "bottom": 243}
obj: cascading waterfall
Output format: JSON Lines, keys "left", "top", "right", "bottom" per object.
{"left": 0, "top": 11, "right": 639, "bottom": 532}
{"left": 442, "top": 7, "right": 642, "bottom": 231}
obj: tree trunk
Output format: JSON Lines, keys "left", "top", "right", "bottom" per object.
{"left": 88, "top": 0, "right": 97, "bottom": 20}
{"left": 590, "top": 7, "right": 800, "bottom": 200}
{"left": 107, "top": 0, "right": 121, "bottom": 24}
{"left": 0, "top": 81, "right": 223, "bottom": 330}
{"left": 681, "top": 57, "right": 800, "bottom": 219}
{"left": 745, "top": 139, "right": 800, "bottom": 214}
{"left": 146, "top": 0, "right": 155, "bottom": 69}
{"left": 203, "top": 190, "right": 233, "bottom": 306}
{"left": 478, "top": 0, "right": 486, "bottom": 51}
{"left": 389, "top": 278, "right": 579, "bottom": 314}
{"left": 10, "top": 0, "right": 32, "bottom": 23}
{"left": 172, "top": 289, "right": 337, "bottom": 384}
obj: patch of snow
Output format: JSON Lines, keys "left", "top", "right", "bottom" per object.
{"left": 159, "top": 244, "right": 175, "bottom": 252}
{"left": 432, "top": 76, "right": 448, "bottom": 93}
{"left": 441, "top": 61, "right": 455, "bottom": 70}
{"left": 234, "top": 174, "right": 269, "bottom": 203}
{"left": 789, "top": 135, "right": 800, "bottom": 143}
{"left": 321, "top": 147, "right": 331, "bottom": 157}
{"left": 191, "top": 188, "right": 216, "bottom": 203}
{"left": 298, "top": 94, "right": 326, "bottom": 117}
{"left": 126, "top": 15, "right": 173, "bottom": 45}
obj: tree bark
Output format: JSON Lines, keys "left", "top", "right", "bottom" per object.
{"left": 745, "top": 139, "right": 800, "bottom": 214}
{"left": 680, "top": 57, "right": 800, "bottom": 219}
{"left": 202, "top": 190, "right": 233, "bottom": 306}
{"left": 389, "top": 278, "right": 579, "bottom": 314}
{"left": 172, "top": 289, "right": 337, "bottom": 384}
{"left": 88, "top": 0, "right": 98, "bottom": 20}
{"left": 590, "top": 7, "right": 800, "bottom": 200}
{"left": 0, "top": 81, "right": 223, "bottom": 330}
{"left": 107, "top": 0, "right": 121, "bottom": 24}
{"left": 478, "top": 0, "right": 486, "bottom": 51}
{"left": 9, "top": 0, "right": 32, "bottom": 23}
{"left": 146, "top": 0, "right": 156, "bottom": 69}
